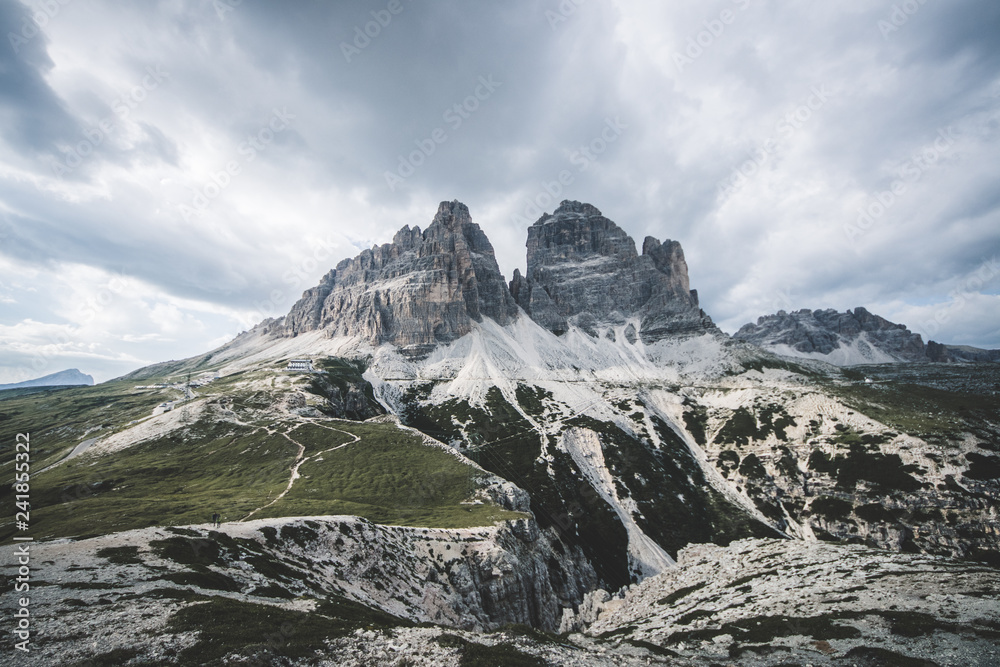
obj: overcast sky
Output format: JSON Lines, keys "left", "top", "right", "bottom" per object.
{"left": 1, "top": 0, "right": 998, "bottom": 383}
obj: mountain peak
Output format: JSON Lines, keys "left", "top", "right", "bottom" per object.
{"left": 0, "top": 368, "right": 95, "bottom": 390}
{"left": 512, "top": 203, "right": 712, "bottom": 339}
{"left": 283, "top": 200, "right": 516, "bottom": 356}
{"left": 734, "top": 307, "right": 926, "bottom": 364}
{"left": 550, "top": 200, "right": 603, "bottom": 218}
{"left": 432, "top": 199, "right": 472, "bottom": 226}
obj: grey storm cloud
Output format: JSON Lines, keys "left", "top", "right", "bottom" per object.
{"left": 0, "top": 0, "right": 998, "bottom": 382}
{"left": 0, "top": 0, "right": 81, "bottom": 162}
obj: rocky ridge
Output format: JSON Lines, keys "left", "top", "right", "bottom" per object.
{"left": 0, "top": 515, "right": 595, "bottom": 666}
{"left": 0, "top": 367, "right": 94, "bottom": 390}
{"left": 6, "top": 529, "right": 997, "bottom": 666}
{"left": 733, "top": 307, "right": 928, "bottom": 365}
{"left": 581, "top": 537, "right": 1000, "bottom": 665}
{"left": 927, "top": 340, "right": 1000, "bottom": 363}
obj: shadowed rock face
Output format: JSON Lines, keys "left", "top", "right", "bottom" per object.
{"left": 509, "top": 200, "right": 713, "bottom": 340}
{"left": 284, "top": 201, "right": 517, "bottom": 356}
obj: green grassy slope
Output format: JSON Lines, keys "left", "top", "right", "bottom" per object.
{"left": 0, "top": 364, "right": 525, "bottom": 541}
{"left": 258, "top": 421, "right": 521, "bottom": 527}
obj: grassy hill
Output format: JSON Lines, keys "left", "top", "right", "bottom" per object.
{"left": 0, "top": 360, "right": 525, "bottom": 542}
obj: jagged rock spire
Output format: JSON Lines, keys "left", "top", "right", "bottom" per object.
{"left": 283, "top": 200, "right": 517, "bottom": 356}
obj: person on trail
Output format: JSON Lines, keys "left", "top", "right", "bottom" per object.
{"left": 212, "top": 512, "right": 220, "bottom": 528}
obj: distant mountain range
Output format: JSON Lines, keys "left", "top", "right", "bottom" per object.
{"left": 0, "top": 368, "right": 94, "bottom": 390}
{"left": 733, "top": 307, "right": 999, "bottom": 366}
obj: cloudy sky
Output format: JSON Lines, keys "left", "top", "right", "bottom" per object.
{"left": 1, "top": 0, "right": 998, "bottom": 383}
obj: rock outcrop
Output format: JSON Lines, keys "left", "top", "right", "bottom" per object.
{"left": 283, "top": 201, "right": 518, "bottom": 356}
{"left": 927, "top": 340, "right": 1000, "bottom": 363}
{"left": 733, "top": 307, "right": 927, "bottom": 364}
{"left": 582, "top": 537, "right": 1000, "bottom": 665}
{"left": 510, "top": 201, "right": 714, "bottom": 340}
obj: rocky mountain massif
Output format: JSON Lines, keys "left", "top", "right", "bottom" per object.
{"left": 926, "top": 340, "right": 1000, "bottom": 363}
{"left": 733, "top": 306, "right": 1000, "bottom": 366}
{"left": 1, "top": 200, "right": 998, "bottom": 666}
{"left": 733, "top": 307, "right": 928, "bottom": 365}
{"left": 508, "top": 200, "right": 714, "bottom": 340}
{"left": 282, "top": 201, "right": 518, "bottom": 357}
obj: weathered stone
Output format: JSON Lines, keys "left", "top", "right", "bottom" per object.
{"left": 511, "top": 200, "right": 715, "bottom": 341}
{"left": 733, "top": 307, "right": 928, "bottom": 363}
{"left": 284, "top": 201, "right": 518, "bottom": 356}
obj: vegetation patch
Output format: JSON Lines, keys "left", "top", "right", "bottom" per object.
{"left": 682, "top": 400, "right": 708, "bottom": 445}
{"left": 459, "top": 641, "right": 548, "bottom": 666}
{"left": 259, "top": 419, "right": 525, "bottom": 529}
{"left": 515, "top": 384, "right": 552, "bottom": 417}
{"left": 657, "top": 582, "right": 707, "bottom": 606}
{"left": 854, "top": 503, "right": 899, "bottom": 523}
{"left": 573, "top": 414, "right": 779, "bottom": 565}
{"left": 61, "top": 647, "right": 145, "bottom": 667}
{"left": 625, "top": 638, "right": 679, "bottom": 658}
{"left": 488, "top": 623, "right": 564, "bottom": 646}
{"left": 169, "top": 594, "right": 407, "bottom": 665}
{"left": 738, "top": 453, "right": 767, "bottom": 480}
{"left": 964, "top": 452, "right": 1000, "bottom": 480}
{"left": 285, "top": 422, "right": 354, "bottom": 453}
{"left": 714, "top": 408, "right": 758, "bottom": 448}
{"left": 407, "top": 387, "right": 632, "bottom": 590}
{"left": 825, "top": 372, "right": 1000, "bottom": 446}
{"left": 716, "top": 449, "right": 740, "bottom": 475}
{"left": 843, "top": 646, "right": 939, "bottom": 667}
{"left": 713, "top": 404, "right": 796, "bottom": 447}
{"left": 666, "top": 613, "right": 861, "bottom": 645}
{"left": 3, "top": 418, "right": 297, "bottom": 541}
{"left": 433, "top": 633, "right": 548, "bottom": 667}
{"left": 0, "top": 380, "right": 178, "bottom": 473}
{"left": 808, "top": 440, "right": 923, "bottom": 492}
{"left": 775, "top": 446, "right": 800, "bottom": 479}
{"left": 95, "top": 545, "right": 143, "bottom": 565}
{"left": 162, "top": 569, "right": 242, "bottom": 592}
{"left": 249, "top": 583, "right": 295, "bottom": 599}
{"left": 757, "top": 404, "right": 796, "bottom": 441}
{"left": 305, "top": 357, "right": 384, "bottom": 420}
{"left": 150, "top": 535, "right": 236, "bottom": 568}
{"left": 809, "top": 496, "right": 854, "bottom": 521}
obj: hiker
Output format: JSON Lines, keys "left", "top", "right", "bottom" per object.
{"left": 212, "top": 512, "right": 220, "bottom": 528}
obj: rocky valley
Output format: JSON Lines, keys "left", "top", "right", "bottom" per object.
{"left": 1, "top": 200, "right": 998, "bottom": 666}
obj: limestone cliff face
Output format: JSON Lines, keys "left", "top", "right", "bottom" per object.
{"left": 284, "top": 201, "right": 518, "bottom": 356}
{"left": 510, "top": 200, "right": 714, "bottom": 340}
